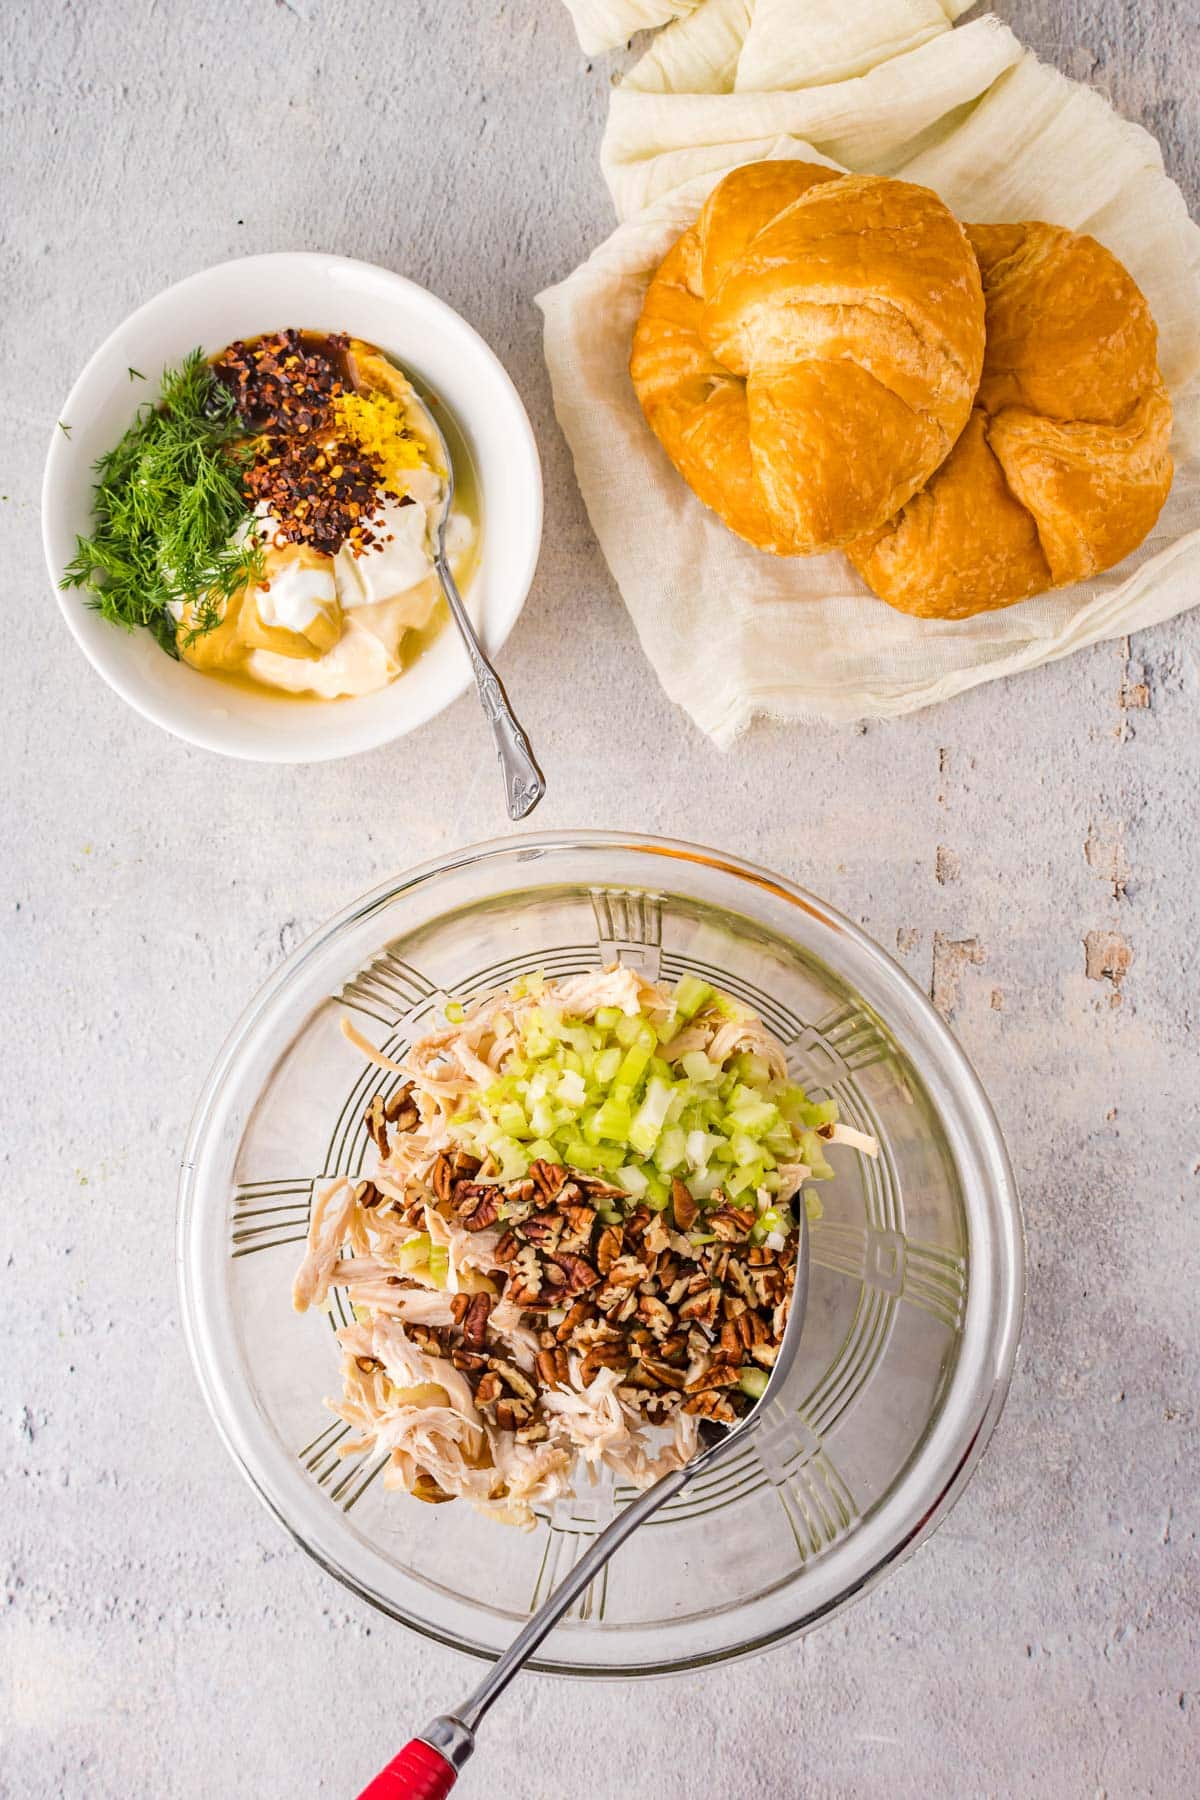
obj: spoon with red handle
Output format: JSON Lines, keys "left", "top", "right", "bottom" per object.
{"left": 353, "top": 1210, "right": 810, "bottom": 1796}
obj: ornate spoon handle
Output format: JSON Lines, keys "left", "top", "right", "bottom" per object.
{"left": 435, "top": 548, "right": 545, "bottom": 821}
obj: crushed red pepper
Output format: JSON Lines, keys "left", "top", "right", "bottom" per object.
{"left": 212, "top": 328, "right": 401, "bottom": 557}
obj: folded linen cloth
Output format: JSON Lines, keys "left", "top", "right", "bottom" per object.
{"left": 541, "top": 0, "right": 1200, "bottom": 742}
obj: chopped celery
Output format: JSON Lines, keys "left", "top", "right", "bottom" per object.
{"left": 727, "top": 1161, "right": 765, "bottom": 1198}
{"left": 556, "top": 1069, "right": 587, "bottom": 1109}
{"left": 673, "top": 975, "right": 713, "bottom": 1021}
{"left": 726, "top": 1100, "right": 780, "bottom": 1137}
{"left": 397, "top": 1233, "right": 431, "bottom": 1273}
{"left": 495, "top": 1101, "right": 531, "bottom": 1139}
{"left": 616, "top": 1164, "right": 649, "bottom": 1197}
{"left": 443, "top": 1000, "right": 465, "bottom": 1024}
{"left": 653, "top": 1125, "right": 687, "bottom": 1173}
{"left": 593, "top": 1045, "right": 622, "bottom": 1085}
{"left": 427, "top": 1245, "right": 450, "bottom": 1286}
{"left": 629, "top": 1076, "right": 674, "bottom": 1155}
{"left": 613, "top": 1039, "right": 654, "bottom": 1095}
{"left": 526, "top": 1137, "right": 557, "bottom": 1163}
{"left": 738, "top": 1366, "right": 769, "bottom": 1400}
{"left": 594, "top": 1006, "right": 623, "bottom": 1031}
{"left": 804, "top": 1187, "right": 824, "bottom": 1222}
{"left": 681, "top": 1050, "right": 723, "bottom": 1084}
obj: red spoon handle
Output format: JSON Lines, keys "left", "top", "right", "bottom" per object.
{"left": 355, "top": 1737, "right": 457, "bottom": 1799}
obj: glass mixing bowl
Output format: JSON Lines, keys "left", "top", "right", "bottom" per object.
{"left": 179, "top": 833, "right": 1023, "bottom": 1675}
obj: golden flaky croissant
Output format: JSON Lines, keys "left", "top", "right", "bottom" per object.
{"left": 630, "top": 160, "right": 986, "bottom": 555}
{"left": 848, "top": 221, "right": 1174, "bottom": 618}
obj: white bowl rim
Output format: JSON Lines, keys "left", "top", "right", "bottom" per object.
{"left": 41, "top": 252, "right": 543, "bottom": 764}
{"left": 177, "top": 828, "right": 1026, "bottom": 1677}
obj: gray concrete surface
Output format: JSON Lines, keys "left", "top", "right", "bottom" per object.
{"left": 3, "top": 2, "right": 1198, "bottom": 1795}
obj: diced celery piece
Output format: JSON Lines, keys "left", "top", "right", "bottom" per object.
{"left": 561, "top": 1049, "right": 584, "bottom": 1078}
{"left": 427, "top": 1245, "right": 450, "bottom": 1286}
{"left": 728, "top": 1161, "right": 765, "bottom": 1197}
{"left": 613, "top": 1039, "right": 653, "bottom": 1093}
{"left": 799, "top": 1129, "right": 835, "bottom": 1180}
{"left": 616, "top": 1164, "right": 649, "bottom": 1197}
{"left": 804, "top": 1187, "right": 824, "bottom": 1222}
{"left": 711, "top": 1140, "right": 736, "bottom": 1164}
{"left": 495, "top": 1101, "right": 530, "bottom": 1138}
{"left": 685, "top": 1128, "right": 717, "bottom": 1167}
{"left": 397, "top": 1233, "right": 431, "bottom": 1273}
{"left": 654, "top": 1008, "right": 679, "bottom": 1044}
{"left": 556, "top": 1069, "right": 587, "bottom": 1109}
{"left": 629, "top": 1076, "right": 674, "bottom": 1155}
{"left": 738, "top": 1366, "right": 769, "bottom": 1400}
{"left": 726, "top": 1100, "right": 780, "bottom": 1137}
{"left": 798, "top": 1097, "right": 839, "bottom": 1130}
{"left": 614, "top": 1013, "right": 648, "bottom": 1048}
{"left": 444, "top": 1000, "right": 465, "bottom": 1024}
{"left": 593, "top": 1045, "right": 622, "bottom": 1085}
{"left": 589, "top": 1096, "right": 634, "bottom": 1144}
{"left": 689, "top": 1165, "right": 722, "bottom": 1200}
{"left": 590, "top": 1142, "right": 625, "bottom": 1173}
{"left": 673, "top": 975, "right": 713, "bottom": 1021}
{"left": 558, "top": 1137, "right": 602, "bottom": 1172}
{"left": 729, "top": 1134, "right": 763, "bottom": 1169}
{"left": 526, "top": 1137, "right": 557, "bottom": 1163}
{"left": 529, "top": 1098, "right": 558, "bottom": 1138}
{"left": 654, "top": 1125, "right": 687, "bottom": 1173}
{"left": 680, "top": 1051, "right": 723, "bottom": 1085}
{"left": 595, "top": 1006, "right": 623, "bottom": 1032}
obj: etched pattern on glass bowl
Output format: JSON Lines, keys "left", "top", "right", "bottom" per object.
{"left": 179, "top": 834, "right": 1023, "bottom": 1675}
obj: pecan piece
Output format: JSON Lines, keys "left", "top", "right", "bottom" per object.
{"left": 640, "top": 1357, "right": 687, "bottom": 1390}
{"left": 450, "top": 1293, "right": 472, "bottom": 1325}
{"left": 555, "top": 1299, "right": 596, "bottom": 1343}
{"left": 709, "top": 1205, "right": 755, "bottom": 1242}
{"left": 494, "top": 1228, "right": 520, "bottom": 1263}
{"left": 488, "top": 1357, "right": 538, "bottom": 1402}
{"left": 529, "top": 1159, "right": 568, "bottom": 1202}
{"left": 411, "top": 1471, "right": 452, "bottom": 1504}
{"left": 455, "top": 1185, "right": 502, "bottom": 1232}
{"left": 670, "top": 1179, "right": 699, "bottom": 1232}
{"left": 548, "top": 1251, "right": 599, "bottom": 1295}
{"left": 383, "top": 1082, "right": 420, "bottom": 1132}
{"left": 363, "top": 1096, "right": 389, "bottom": 1156}
{"left": 679, "top": 1286, "right": 720, "bottom": 1329}
{"left": 516, "top": 1420, "right": 549, "bottom": 1443}
{"left": 580, "top": 1343, "right": 630, "bottom": 1384}
{"left": 535, "top": 1347, "right": 571, "bottom": 1389}
{"left": 429, "top": 1152, "right": 454, "bottom": 1204}
{"left": 494, "top": 1397, "right": 533, "bottom": 1431}
{"left": 683, "top": 1389, "right": 737, "bottom": 1424}
{"left": 451, "top": 1348, "right": 488, "bottom": 1375}
{"left": 594, "top": 1226, "right": 623, "bottom": 1275}
{"left": 474, "top": 1372, "right": 503, "bottom": 1408}
{"left": 636, "top": 1296, "right": 674, "bottom": 1340}
{"left": 353, "top": 1178, "right": 383, "bottom": 1210}
{"left": 559, "top": 1204, "right": 597, "bottom": 1254}
{"left": 685, "top": 1362, "right": 739, "bottom": 1394}
{"left": 461, "top": 1292, "right": 493, "bottom": 1350}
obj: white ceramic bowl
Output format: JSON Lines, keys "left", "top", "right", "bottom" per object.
{"left": 42, "top": 253, "right": 543, "bottom": 763}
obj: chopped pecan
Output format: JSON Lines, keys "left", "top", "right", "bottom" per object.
{"left": 494, "top": 1228, "right": 520, "bottom": 1263}
{"left": 411, "top": 1471, "right": 453, "bottom": 1504}
{"left": 555, "top": 1298, "right": 596, "bottom": 1343}
{"left": 450, "top": 1292, "right": 472, "bottom": 1324}
{"left": 727, "top": 1259, "right": 760, "bottom": 1307}
{"left": 683, "top": 1389, "right": 737, "bottom": 1424}
{"left": 606, "top": 1254, "right": 649, "bottom": 1288}
{"left": 494, "top": 1397, "right": 534, "bottom": 1431}
{"left": 643, "top": 1214, "right": 670, "bottom": 1257}
{"left": 640, "top": 1357, "right": 687, "bottom": 1390}
{"left": 685, "top": 1362, "right": 739, "bottom": 1394}
{"left": 474, "top": 1372, "right": 503, "bottom": 1408}
{"left": 383, "top": 1083, "right": 420, "bottom": 1132}
{"left": 522, "top": 1209, "right": 564, "bottom": 1252}
{"left": 451, "top": 1348, "right": 488, "bottom": 1375}
{"left": 679, "top": 1286, "right": 720, "bottom": 1329}
{"left": 455, "top": 1185, "right": 502, "bottom": 1231}
{"left": 516, "top": 1420, "right": 549, "bottom": 1443}
{"left": 355, "top": 1355, "right": 381, "bottom": 1374}
{"left": 580, "top": 1343, "right": 629, "bottom": 1384}
{"left": 709, "top": 1205, "right": 755, "bottom": 1241}
{"left": 488, "top": 1357, "right": 538, "bottom": 1402}
{"left": 529, "top": 1159, "right": 568, "bottom": 1202}
{"left": 559, "top": 1204, "right": 597, "bottom": 1253}
{"left": 363, "top": 1096, "right": 389, "bottom": 1156}
{"left": 506, "top": 1246, "right": 544, "bottom": 1307}
{"left": 429, "top": 1152, "right": 454, "bottom": 1204}
{"left": 751, "top": 1342, "right": 778, "bottom": 1368}
{"left": 453, "top": 1149, "right": 483, "bottom": 1178}
{"left": 670, "top": 1179, "right": 699, "bottom": 1232}
{"left": 548, "top": 1251, "right": 599, "bottom": 1295}
{"left": 535, "top": 1347, "right": 570, "bottom": 1389}
{"left": 636, "top": 1296, "right": 674, "bottom": 1340}
{"left": 595, "top": 1225, "right": 623, "bottom": 1274}
{"left": 462, "top": 1292, "right": 493, "bottom": 1350}
{"left": 353, "top": 1178, "right": 383, "bottom": 1210}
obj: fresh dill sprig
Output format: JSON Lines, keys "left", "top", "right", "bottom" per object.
{"left": 61, "top": 350, "right": 262, "bottom": 656}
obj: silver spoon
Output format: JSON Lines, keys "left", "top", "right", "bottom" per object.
{"left": 420, "top": 398, "right": 545, "bottom": 822}
{"left": 355, "top": 1207, "right": 811, "bottom": 1798}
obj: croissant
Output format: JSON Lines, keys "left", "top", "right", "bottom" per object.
{"left": 847, "top": 221, "right": 1174, "bottom": 618}
{"left": 630, "top": 160, "right": 986, "bottom": 555}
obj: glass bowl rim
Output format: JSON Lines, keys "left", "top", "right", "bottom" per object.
{"left": 177, "top": 829, "right": 1025, "bottom": 1676}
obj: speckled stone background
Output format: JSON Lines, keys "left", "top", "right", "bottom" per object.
{"left": 3, "top": 3, "right": 1198, "bottom": 1795}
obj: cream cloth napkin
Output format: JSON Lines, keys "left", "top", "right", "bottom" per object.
{"left": 540, "top": 1, "right": 1200, "bottom": 741}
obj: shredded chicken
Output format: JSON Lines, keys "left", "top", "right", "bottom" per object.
{"left": 293, "top": 965, "right": 876, "bottom": 1526}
